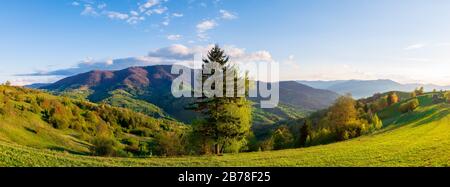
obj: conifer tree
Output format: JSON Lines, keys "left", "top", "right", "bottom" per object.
{"left": 189, "top": 45, "right": 252, "bottom": 154}
{"left": 299, "top": 120, "right": 312, "bottom": 147}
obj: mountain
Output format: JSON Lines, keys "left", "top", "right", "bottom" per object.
{"left": 43, "top": 65, "right": 197, "bottom": 122}
{"left": 250, "top": 81, "right": 339, "bottom": 111}
{"left": 24, "top": 83, "right": 51, "bottom": 89}
{"left": 43, "top": 65, "right": 339, "bottom": 126}
{"left": 298, "top": 79, "right": 450, "bottom": 99}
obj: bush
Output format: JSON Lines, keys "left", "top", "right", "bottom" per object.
{"left": 445, "top": 92, "right": 450, "bottom": 103}
{"left": 48, "top": 114, "right": 70, "bottom": 129}
{"left": 152, "top": 131, "right": 187, "bottom": 156}
{"left": 272, "top": 126, "right": 294, "bottom": 150}
{"left": 309, "top": 128, "right": 334, "bottom": 146}
{"left": 369, "top": 114, "right": 383, "bottom": 131}
{"left": 91, "top": 136, "right": 121, "bottom": 157}
{"left": 245, "top": 133, "right": 260, "bottom": 152}
{"left": 399, "top": 99, "right": 420, "bottom": 113}
{"left": 130, "top": 128, "right": 153, "bottom": 137}
{"left": 335, "top": 122, "right": 365, "bottom": 141}
{"left": 123, "top": 138, "right": 140, "bottom": 154}
{"left": 259, "top": 138, "right": 274, "bottom": 151}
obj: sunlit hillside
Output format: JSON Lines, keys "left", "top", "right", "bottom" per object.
{"left": 1, "top": 94, "right": 449, "bottom": 167}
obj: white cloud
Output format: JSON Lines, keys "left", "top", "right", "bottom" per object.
{"left": 130, "top": 11, "right": 139, "bottom": 16}
{"left": 1, "top": 75, "right": 64, "bottom": 86}
{"left": 404, "top": 43, "right": 426, "bottom": 50}
{"left": 28, "top": 44, "right": 275, "bottom": 78}
{"left": 197, "top": 33, "right": 209, "bottom": 40}
{"left": 220, "top": 10, "right": 237, "bottom": 20}
{"left": 127, "top": 16, "right": 145, "bottom": 24}
{"left": 105, "top": 11, "right": 129, "bottom": 20}
{"left": 139, "top": 0, "right": 160, "bottom": 12}
{"left": 97, "top": 3, "right": 107, "bottom": 9}
{"left": 72, "top": 1, "right": 80, "bottom": 6}
{"left": 167, "top": 34, "right": 183, "bottom": 41}
{"left": 153, "top": 7, "right": 168, "bottom": 14}
{"left": 194, "top": 10, "right": 238, "bottom": 40}
{"left": 103, "top": 10, "right": 147, "bottom": 25}
{"left": 197, "top": 20, "right": 217, "bottom": 33}
{"left": 196, "top": 20, "right": 218, "bottom": 39}
{"left": 148, "top": 44, "right": 192, "bottom": 59}
{"left": 172, "top": 13, "right": 183, "bottom": 17}
{"left": 162, "top": 20, "right": 170, "bottom": 26}
{"left": 223, "top": 46, "right": 273, "bottom": 62}
{"left": 81, "top": 5, "right": 98, "bottom": 16}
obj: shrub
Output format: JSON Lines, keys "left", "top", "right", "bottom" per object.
{"left": 48, "top": 114, "right": 70, "bottom": 129}
{"left": 130, "top": 128, "right": 153, "bottom": 137}
{"left": 123, "top": 138, "right": 140, "bottom": 154}
{"left": 259, "top": 138, "right": 274, "bottom": 151}
{"left": 399, "top": 99, "right": 420, "bottom": 113}
{"left": 445, "top": 91, "right": 450, "bottom": 103}
{"left": 369, "top": 114, "right": 383, "bottom": 131}
{"left": 309, "top": 128, "right": 334, "bottom": 146}
{"left": 387, "top": 92, "right": 399, "bottom": 106}
{"left": 414, "top": 87, "right": 424, "bottom": 96}
{"left": 272, "top": 126, "right": 295, "bottom": 150}
{"left": 91, "top": 136, "right": 121, "bottom": 157}
{"left": 152, "top": 131, "right": 187, "bottom": 156}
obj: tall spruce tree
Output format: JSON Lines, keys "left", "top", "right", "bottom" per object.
{"left": 299, "top": 120, "right": 312, "bottom": 147}
{"left": 189, "top": 45, "right": 252, "bottom": 155}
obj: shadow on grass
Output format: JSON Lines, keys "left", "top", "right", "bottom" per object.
{"left": 24, "top": 127, "right": 38, "bottom": 134}
{"left": 411, "top": 109, "right": 449, "bottom": 127}
{"left": 380, "top": 108, "right": 439, "bottom": 133}
{"left": 48, "top": 146, "right": 89, "bottom": 156}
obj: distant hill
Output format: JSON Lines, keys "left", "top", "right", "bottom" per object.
{"left": 24, "top": 83, "right": 51, "bottom": 89}
{"left": 43, "top": 65, "right": 339, "bottom": 126}
{"left": 250, "top": 81, "right": 339, "bottom": 111}
{"left": 298, "top": 79, "right": 450, "bottom": 99}
{"left": 43, "top": 65, "right": 197, "bottom": 122}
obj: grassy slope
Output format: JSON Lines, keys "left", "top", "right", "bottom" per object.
{"left": 0, "top": 86, "right": 188, "bottom": 159}
{"left": 0, "top": 114, "right": 90, "bottom": 155}
{"left": 1, "top": 95, "right": 449, "bottom": 167}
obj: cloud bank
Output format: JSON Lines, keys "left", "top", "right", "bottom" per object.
{"left": 23, "top": 44, "right": 274, "bottom": 77}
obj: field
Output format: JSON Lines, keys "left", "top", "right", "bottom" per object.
{"left": 1, "top": 94, "right": 449, "bottom": 167}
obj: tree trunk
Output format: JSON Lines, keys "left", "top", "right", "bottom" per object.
{"left": 215, "top": 144, "right": 220, "bottom": 155}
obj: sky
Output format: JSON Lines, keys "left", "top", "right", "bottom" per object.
{"left": 0, "top": 0, "right": 450, "bottom": 86}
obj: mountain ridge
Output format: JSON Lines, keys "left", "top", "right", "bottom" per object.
{"left": 298, "top": 79, "right": 450, "bottom": 98}
{"left": 41, "top": 65, "right": 339, "bottom": 125}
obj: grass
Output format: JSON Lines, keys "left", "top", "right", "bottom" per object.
{"left": 0, "top": 114, "right": 90, "bottom": 155}
{"left": 1, "top": 95, "right": 449, "bottom": 167}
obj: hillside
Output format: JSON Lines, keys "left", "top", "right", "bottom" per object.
{"left": 299, "top": 79, "right": 450, "bottom": 98}
{"left": 0, "top": 85, "right": 187, "bottom": 157}
{"left": 1, "top": 94, "right": 449, "bottom": 166}
{"left": 42, "top": 65, "right": 338, "bottom": 125}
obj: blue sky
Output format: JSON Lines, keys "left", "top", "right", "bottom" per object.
{"left": 1, "top": 0, "right": 450, "bottom": 85}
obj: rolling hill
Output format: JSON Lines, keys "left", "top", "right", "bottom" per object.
{"left": 1, "top": 93, "right": 449, "bottom": 166}
{"left": 0, "top": 85, "right": 187, "bottom": 157}
{"left": 299, "top": 79, "right": 450, "bottom": 99}
{"left": 42, "top": 65, "right": 339, "bottom": 125}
